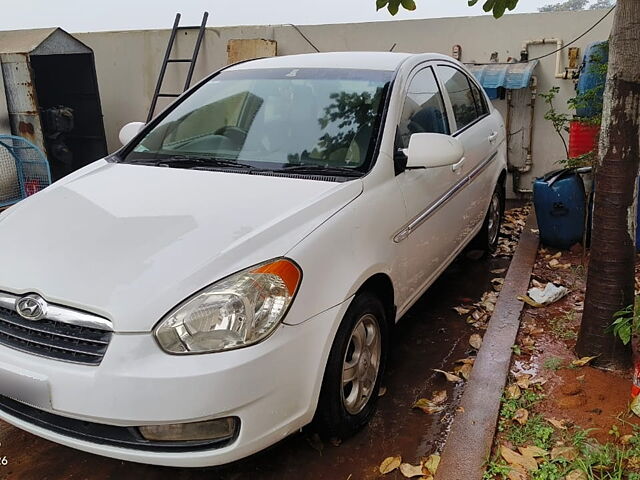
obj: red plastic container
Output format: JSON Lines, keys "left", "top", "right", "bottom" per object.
{"left": 568, "top": 120, "right": 600, "bottom": 158}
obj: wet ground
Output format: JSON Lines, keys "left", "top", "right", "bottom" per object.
{"left": 0, "top": 254, "right": 512, "bottom": 480}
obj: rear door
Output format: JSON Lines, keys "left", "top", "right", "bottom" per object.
{"left": 434, "top": 63, "right": 501, "bottom": 238}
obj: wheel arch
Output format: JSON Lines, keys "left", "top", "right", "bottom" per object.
{"left": 355, "top": 272, "right": 396, "bottom": 331}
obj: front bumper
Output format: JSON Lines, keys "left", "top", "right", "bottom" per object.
{"left": 0, "top": 301, "right": 348, "bottom": 467}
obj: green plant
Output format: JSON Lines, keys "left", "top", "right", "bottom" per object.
{"left": 540, "top": 86, "right": 571, "bottom": 159}
{"left": 550, "top": 311, "right": 579, "bottom": 341}
{"left": 543, "top": 356, "right": 564, "bottom": 370}
{"left": 507, "top": 414, "right": 555, "bottom": 449}
{"left": 483, "top": 459, "right": 512, "bottom": 479}
{"left": 608, "top": 296, "right": 639, "bottom": 345}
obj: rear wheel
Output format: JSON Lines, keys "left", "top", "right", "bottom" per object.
{"left": 314, "top": 292, "right": 388, "bottom": 439}
{"left": 471, "top": 183, "right": 504, "bottom": 255}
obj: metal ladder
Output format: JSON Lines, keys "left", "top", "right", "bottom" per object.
{"left": 146, "top": 12, "right": 209, "bottom": 123}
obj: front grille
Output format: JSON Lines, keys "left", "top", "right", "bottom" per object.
{"left": 0, "top": 306, "right": 112, "bottom": 365}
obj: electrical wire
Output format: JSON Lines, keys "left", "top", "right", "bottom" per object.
{"left": 527, "top": 5, "right": 616, "bottom": 62}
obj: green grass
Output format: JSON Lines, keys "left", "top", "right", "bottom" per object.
{"left": 549, "top": 310, "right": 578, "bottom": 341}
{"left": 543, "top": 356, "right": 564, "bottom": 371}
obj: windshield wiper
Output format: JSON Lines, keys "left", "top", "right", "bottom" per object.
{"left": 132, "top": 155, "right": 258, "bottom": 170}
{"left": 278, "top": 164, "right": 362, "bottom": 177}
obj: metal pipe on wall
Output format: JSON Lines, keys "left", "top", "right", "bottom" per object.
{"left": 510, "top": 76, "right": 538, "bottom": 195}
{"left": 522, "top": 38, "right": 577, "bottom": 79}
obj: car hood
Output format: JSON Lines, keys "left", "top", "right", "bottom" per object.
{"left": 0, "top": 160, "right": 362, "bottom": 332}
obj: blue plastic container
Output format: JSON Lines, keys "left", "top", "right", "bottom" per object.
{"left": 533, "top": 169, "right": 586, "bottom": 250}
{"left": 576, "top": 42, "right": 609, "bottom": 118}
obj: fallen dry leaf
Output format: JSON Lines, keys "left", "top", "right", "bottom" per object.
{"left": 513, "top": 408, "right": 529, "bottom": 425}
{"left": 621, "top": 434, "right": 634, "bottom": 445}
{"left": 565, "top": 470, "right": 587, "bottom": 480}
{"left": 491, "top": 268, "right": 507, "bottom": 274}
{"left": 456, "top": 357, "right": 475, "bottom": 365}
{"left": 550, "top": 446, "right": 578, "bottom": 461}
{"left": 546, "top": 417, "right": 567, "bottom": 430}
{"left": 506, "top": 384, "right": 521, "bottom": 400}
{"left": 433, "top": 369, "right": 462, "bottom": 383}
{"left": 548, "top": 258, "right": 560, "bottom": 268}
{"left": 507, "top": 466, "right": 527, "bottom": 480}
{"left": 399, "top": 463, "right": 423, "bottom": 478}
{"left": 571, "top": 356, "right": 598, "bottom": 367}
{"left": 422, "top": 454, "right": 440, "bottom": 475}
{"left": 517, "top": 295, "right": 544, "bottom": 308}
{"left": 500, "top": 445, "right": 538, "bottom": 472}
{"left": 379, "top": 455, "right": 402, "bottom": 474}
{"left": 455, "top": 362, "right": 473, "bottom": 380}
{"left": 456, "top": 406, "right": 465, "bottom": 413}
{"left": 518, "top": 445, "right": 547, "bottom": 458}
{"left": 631, "top": 395, "right": 640, "bottom": 418}
{"left": 379, "top": 386, "right": 387, "bottom": 397}
{"left": 431, "top": 390, "right": 447, "bottom": 405}
{"left": 469, "top": 334, "right": 483, "bottom": 350}
{"left": 453, "top": 306, "right": 472, "bottom": 315}
{"left": 515, "top": 374, "right": 531, "bottom": 389}
{"left": 412, "top": 398, "right": 445, "bottom": 415}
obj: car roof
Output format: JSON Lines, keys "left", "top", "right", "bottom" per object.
{"left": 226, "top": 51, "right": 454, "bottom": 72}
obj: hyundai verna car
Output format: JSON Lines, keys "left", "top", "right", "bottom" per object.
{"left": 0, "top": 52, "right": 505, "bottom": 467}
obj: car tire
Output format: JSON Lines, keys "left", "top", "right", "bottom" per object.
{"left": 471, "top": 182, "right": 504, "bottom": 255}
{"left": 313, "top": 292, "right": 388, "bottom": 439}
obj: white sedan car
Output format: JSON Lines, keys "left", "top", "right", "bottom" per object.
{"left": 0, "top": 52, "right": 505, "bottom": 467}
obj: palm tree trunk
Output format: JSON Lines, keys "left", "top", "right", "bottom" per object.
{"left": 576, "top": 0, "right": 640, "bottom": 369}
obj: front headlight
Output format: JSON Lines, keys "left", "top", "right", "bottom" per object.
{"left": 154, "top": 258, "right": 301, "bottom": 354}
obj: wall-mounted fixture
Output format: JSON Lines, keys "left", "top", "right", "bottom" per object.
{"left": 452, "top": 45, "right": 462, "bottom": 61}
{"left": 522, "top": 38, "right": 578, "bottom": 79}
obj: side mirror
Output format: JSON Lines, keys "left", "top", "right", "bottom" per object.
{"left": 119, "top": 122, "right": 145, "bottom": 146}
{"left": 406, "top": 133, "right": 464, "bottom": 169}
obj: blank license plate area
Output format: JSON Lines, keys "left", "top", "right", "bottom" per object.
{"left": 0, "top": 363, "right": 50, "bottom": 409}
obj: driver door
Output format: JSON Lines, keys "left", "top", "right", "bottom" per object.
{"left": 394, "top": 65, "right": 468, "bottom": 304}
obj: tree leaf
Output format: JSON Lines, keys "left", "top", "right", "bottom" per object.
{"left": 513, "top": 408, "right": 529, "bottom": 425}
{"left": 518, "top": 445, "right": 548, "bottom": 458}
{"left": 500, "top": 445, "right": 538, "bottom": 471}
{"left": 483, "top": 0, "right": 497, "bottom": 12}
{"left": 566, "top": 471, "right": 587, "bottom": 480}
{"left": 433, "top": 369, "right": 463, "bottom": 383}
{"left": 387, "top": 0, "right": 401, "bottom": 15}
{"left": 400, "top": 0, "right": 417, "bottom": 11}
{"left": 571, "top": 356, "right": 598, "bottom": 367}
{"left": 469, "top": 333, "right": 483, "bottom": 349}
{"left": 379, "top": 455, "right": 402, "bottom": 474}
{"left": 468, "top": 0, "right": 479, "bottom": 5}
{"left": 412, "top": 398, "right": 445, "bottom": 414}
{"left": 376, "top": 0, "right": 389, "bottom": 10}
{"left": 506, "top": 384, "right": 521, "bottom": 399}
{"left": 550, "top": 446, "right": 578, "bottom": 461}
{"left": 546, "top": 417, "right": 567, "bottom": 429}
{"left": 631, "top": 395, "right": 640, "bottom": 417}
{"left": 423, "top": 454, "right": 440, "bottom": 475}
{"left": 493, "top": 0, "right": 507, "bottom": 18}
{"left": 399, "top": 463, "right": 423, "bottom": 478}
{"left": 431, "top": 390, "right": 448, "bottom": 405}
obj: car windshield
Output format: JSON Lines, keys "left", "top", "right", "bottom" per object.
{"left": 122, "top": 68, "right": 392, "bottom": 176}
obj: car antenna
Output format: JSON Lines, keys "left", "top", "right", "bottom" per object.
{"left": 389, "top": 43, "right": 397, "bottom": 52}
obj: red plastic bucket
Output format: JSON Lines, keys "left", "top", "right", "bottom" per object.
{"left": 569, "top": 120, "right": 600, "bottom": 158}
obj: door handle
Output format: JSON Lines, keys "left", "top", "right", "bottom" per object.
{"left": 452, "top": 156, "right": 466, "bottom": 173}
{"left": 488, "top": 131, "right": 498, "bottom": 143}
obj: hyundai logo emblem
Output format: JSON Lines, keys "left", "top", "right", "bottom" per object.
{"left": 16, "top": 294, "right": 48, "bottom": 321}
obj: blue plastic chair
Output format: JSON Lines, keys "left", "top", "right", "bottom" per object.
{"left": 0, "top": 135, "right": 52, "bottom": 208}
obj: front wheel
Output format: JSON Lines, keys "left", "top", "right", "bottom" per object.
{"left": 471, "top": 183, "right": 504, "bottom": 255}
{"left": 313, "top": 292, "right": 388, "bottom": 439}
